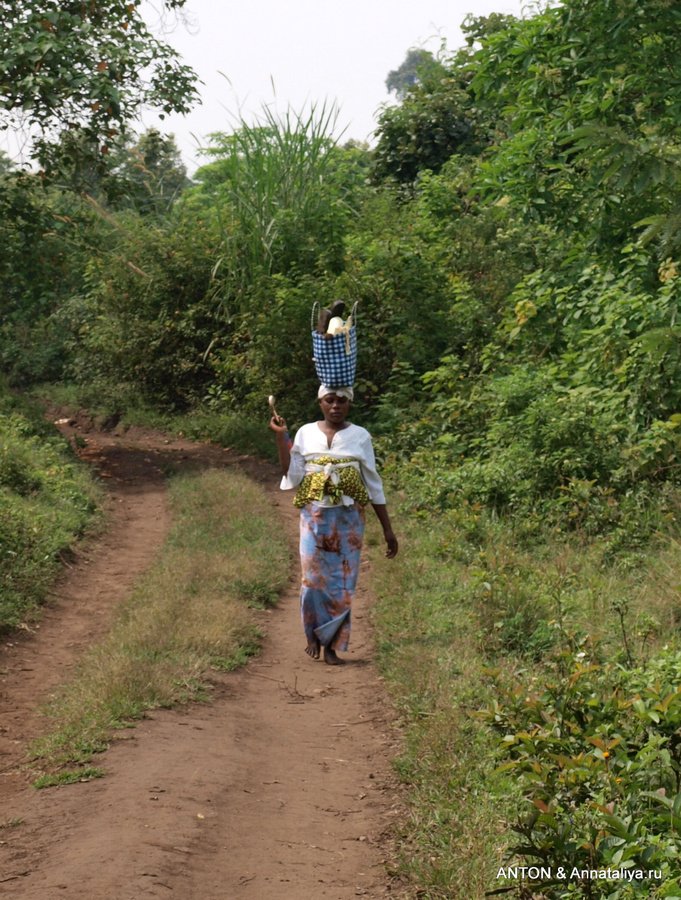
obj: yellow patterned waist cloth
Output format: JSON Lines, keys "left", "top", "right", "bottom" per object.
{"left": 293, "top": 456, "right": 369, "bottom": 509}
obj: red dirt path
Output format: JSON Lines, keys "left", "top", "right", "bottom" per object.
{"left": 0, "top": 415, "right": 404, "bottom": 899}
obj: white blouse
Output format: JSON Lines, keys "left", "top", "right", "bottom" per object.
{"left": 280, "top": 422, "right": 387, "bottom": 506}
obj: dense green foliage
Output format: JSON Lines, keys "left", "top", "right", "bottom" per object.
{"left": 385, "top": 48, "right": 440, "bottom": 100}
{"left": 5, "top": 0, "right": 681, "bottom": 895}
{"left": 485, "top": 647, "right": 681, "bottom": 897}
{"left": 0, "top": 170, "right": 89, "bottom": 385}
{"left": 373, "top": 16, "right": 513, "bottom": 184}
{"left": 367, "top": 493, "right": 681, "bottom": 898}
{"left": 0, "top": 0, "right": 198, "bottom": 172}
{"left": 0, "top": 382, "right": 100, "bottom": 628}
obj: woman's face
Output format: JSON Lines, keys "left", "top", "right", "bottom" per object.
{"left": 319, "top": 393, "right": 350, "bottom": 425}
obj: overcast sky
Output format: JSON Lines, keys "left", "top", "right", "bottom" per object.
{"left": 140, "top": 0, "right": 529, "bottom": 174}
{"left": 0, "top": 0, "right": 529, "bottom": 171}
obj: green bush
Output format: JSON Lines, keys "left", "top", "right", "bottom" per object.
{"left": 483, "top": 645, "right": 681, "bottom": 898}
{"left": 0, "top": 404, "right": 99, "bottom": 629}
{"left": 68, "top": 209, "right": 219, "bottom": 410}
{"left": 0, "top": 173, "right": 99, "bottom": 387}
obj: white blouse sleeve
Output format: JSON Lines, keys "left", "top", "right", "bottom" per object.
{"left": 358, "top": 431, "right": 387, "bottom": 505}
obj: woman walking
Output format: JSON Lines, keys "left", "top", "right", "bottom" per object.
{"left": 270, "top": 385, "right": 398, "bottom": 665}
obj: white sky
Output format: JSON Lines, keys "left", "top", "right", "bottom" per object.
{"left": 139, "top": 0, "right": 529, "bottom": 174}
{"left": 0, "top": 0, "right": 529, "bottom": 172}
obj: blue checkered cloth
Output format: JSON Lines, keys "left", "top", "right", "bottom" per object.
{"left": 312, "top": 328, "right": 357, "bottom": 388}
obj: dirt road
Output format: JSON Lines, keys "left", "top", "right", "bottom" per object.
{"left": 0, "top": 417, "right": 402, "bottom": 899}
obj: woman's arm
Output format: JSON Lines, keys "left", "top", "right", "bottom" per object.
{"left": 372, "top": 503, "right": 398, "bottom": 558}
{"left": 269, "top": 417, "right": 291, "bottom": 475}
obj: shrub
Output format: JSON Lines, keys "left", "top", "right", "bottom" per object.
{"left": 0, "top": 404, "right": 99, "bottom": 629}
{"left": 483, "top": 645, "right": 681, "bottom": 897}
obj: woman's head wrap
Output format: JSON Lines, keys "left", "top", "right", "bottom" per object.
{"left": 318, "top": 384, "right": 354, "bottom": 401}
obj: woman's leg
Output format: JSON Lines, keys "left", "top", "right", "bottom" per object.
{"left": 299, "top": 507, "right": 321, "bottom": 658}
{"left": 299, "top": 504, "right": 364, "bottom": 663}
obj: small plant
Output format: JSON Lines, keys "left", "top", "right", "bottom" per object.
{"left": 233, "top": 578, "right": 279, "bottom": 609}
{"left": 610, "top": 596, "right": 635, "bottom": 667}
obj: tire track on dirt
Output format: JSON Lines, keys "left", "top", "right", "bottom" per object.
{"left": 0, "top": 416, "right": 402, "bottom": 899}
{"left": 0, "top": 429, "right": 172, "bottom": 800}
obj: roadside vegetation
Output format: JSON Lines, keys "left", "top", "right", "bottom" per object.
{"left": 367, "top": 483, "right": 681, "bottom": 899}
{"left": 3, "top": 0, "right": 681, "bottom": 897}
{"left": 30, "top": 468, "right": 289, "bottom": 780}
{"left": 0, "top": 380, "right": 101, "bottom": 629}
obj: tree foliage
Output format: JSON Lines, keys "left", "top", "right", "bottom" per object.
{"left": 472, "top": 0, "right": 681, "bottom": 250}
{"left": 385, "top": 48, "right": 439, "bottom": 100}
{"left": 372, "top": 14, "right": 516, "bottom": 184}
{"left": 119, "top": 127, "right": 189, "bottom": 213}
{"left": 0, "top": 127, "right": 190, "bottom": 388}
{"left": 0, "top": 170, "right": 102, "bottom": 384}
{"left": 0, "top": 0, "right": 198, "bottom": 169}
{"left": 67, "top": 208, "right": 218, "bottom": 410}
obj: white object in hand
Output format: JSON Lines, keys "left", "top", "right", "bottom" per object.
{"left": 268, "top": 394, "right": 283, "bottom": 425}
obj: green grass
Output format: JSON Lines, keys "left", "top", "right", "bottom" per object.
{"left": 366, "top": 489, "right": 681, "bottom": 899}
{"left": 0, "top": 383, "right": 102, "bottom": 630}
{"left": 366, "top": 511, "right": 516, "bottom": 899}
{"left": 33, "top": 769, "right": 105, "bottom": 789}
{"left": 29, "top": 467, "right": 289, "bottom": 781}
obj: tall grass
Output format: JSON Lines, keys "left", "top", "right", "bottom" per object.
{"left": 30, "top": 468, "right": 289, "bottom": 775}
{"left": 198, "top": 101, "right": 344, "bottom": 291}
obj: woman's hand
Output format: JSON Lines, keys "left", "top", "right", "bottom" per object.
{"left": 384, "top": 528, "right": 399, "bottom": 559}
{"left": 372, "top": 504, "right": 398, "bottom": 558}
{"left": 269, "top": 416, "right": 288, "bottom": 434}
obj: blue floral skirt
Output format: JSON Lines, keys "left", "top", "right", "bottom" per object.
{"left": 299, "top": 503, "right": 365, "bottom": 651}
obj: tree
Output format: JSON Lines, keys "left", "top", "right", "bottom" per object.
{"left": 385, "top": 49, "right": 438, "bottom": 100}
{"left": 112, "top": 128, "right": 189, "bottom": 213}
{"left": 0, "top": 1, "right": 198, "bottom": 170}
{"left": 471, "top": 0, "right": 681, "bottom": 250}
{"left": 372, "top": 80, "right": 484, "bottom": 184}
{"left": 373, "top": 16, "right": 516, "bottom": 184}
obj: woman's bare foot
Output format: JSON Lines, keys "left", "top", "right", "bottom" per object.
{"left": 305, "top": 637, "right": 321, "bottom": 659}
{"left": 323, "top": 647, "right": 345, "bottom": 666}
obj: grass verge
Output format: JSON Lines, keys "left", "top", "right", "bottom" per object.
{"left": 0, "top": 382, "right": 102, "bottom": 630}
{"left": 366, "top": 511, "right": 515, "bottom": 900}
{"left": 366, "top": 493, "right": 681, "bottom": 900}
{"left": 30, "top": 467, "right": 289, "bottom": 780}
